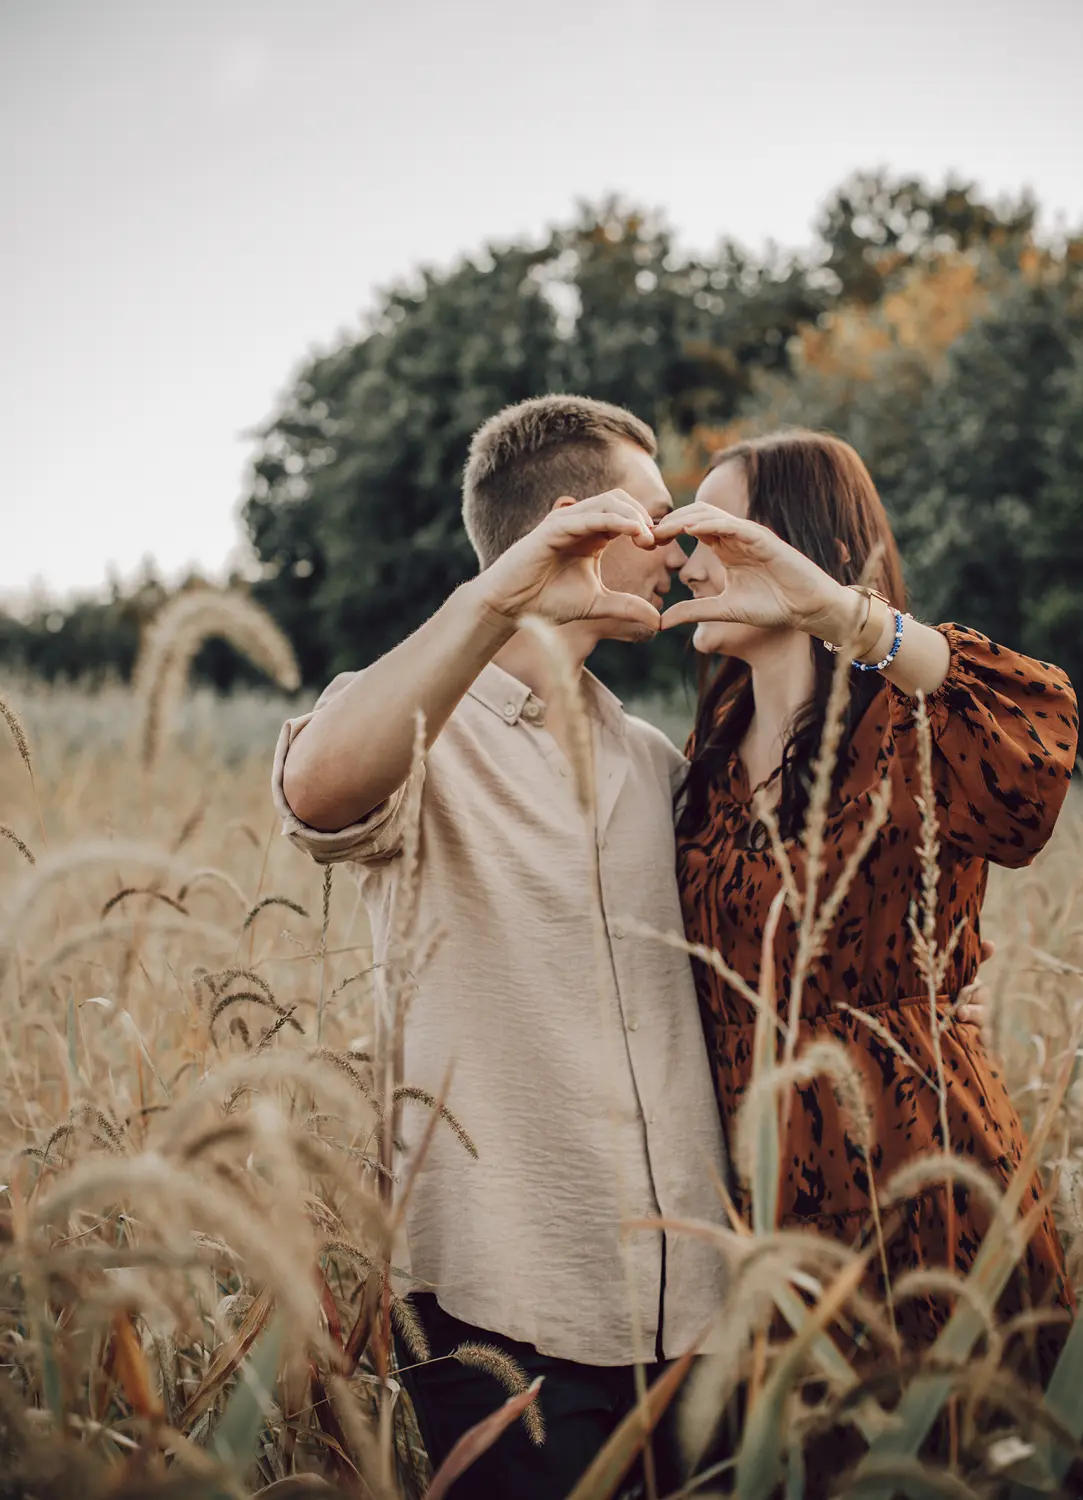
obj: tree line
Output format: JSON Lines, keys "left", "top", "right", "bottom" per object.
{"left": 5, "top": 171, "right": 1082, "bottom": 697}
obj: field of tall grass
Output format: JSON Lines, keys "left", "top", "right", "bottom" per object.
{"left": 2, "top": 593, "right": 1083, "bottom": 1499}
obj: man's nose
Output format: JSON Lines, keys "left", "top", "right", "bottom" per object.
{"left": 661, "top": 538, "right": 687, "bottom": 572}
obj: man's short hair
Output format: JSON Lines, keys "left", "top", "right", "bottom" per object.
{"left": 462, "top": 395, "right": 657, "bottom": 567}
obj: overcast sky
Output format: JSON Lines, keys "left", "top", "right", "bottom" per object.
{"left": 3, "top": 0, "right": 1081, "bottom": 603}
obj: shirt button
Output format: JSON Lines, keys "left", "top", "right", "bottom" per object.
{"left": 627, "top": 1018, "right": 639, "bottom": 1032}
{"left": 502, "top": 702, "right": 517, "bottom": 721}
{"left": 648, "top": 1114, "right": 656, "bottom": 1127}
{"left": 523, "top": 701, "right": 541, "bottom": 721}
{"left": 611, "top": 923, "right": 624, "bottom": 940}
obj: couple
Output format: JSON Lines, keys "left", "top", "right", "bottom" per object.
{"left": 272, "top": 397, "right": 1077, "bottom": 1496}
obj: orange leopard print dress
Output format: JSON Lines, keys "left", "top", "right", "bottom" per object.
{"left": 677, "top": 625, "right": 1078, "bottom": 1379}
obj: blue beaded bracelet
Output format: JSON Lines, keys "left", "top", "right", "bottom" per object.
{"left": 851, "top": 608, "right": 905, "bottom": 672}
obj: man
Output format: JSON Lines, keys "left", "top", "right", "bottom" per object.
{"left": 273, "top": 395, "right": 728, "bottom": 1496}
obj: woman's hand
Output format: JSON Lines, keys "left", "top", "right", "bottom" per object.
{"left": 654, "top": 504, "right": 857, "bottom": 639}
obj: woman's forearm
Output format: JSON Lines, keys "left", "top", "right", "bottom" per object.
{"left": 813, "top": 586, "right": 952, "bottom": 697}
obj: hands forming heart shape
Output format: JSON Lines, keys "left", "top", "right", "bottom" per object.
{"left": 651, "top": 503, "right": 844, "bottom": 635}
{"left": 476, "top": 489, "right": 850, "bottom": 643}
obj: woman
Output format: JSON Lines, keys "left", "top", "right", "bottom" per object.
{"left": 653, "top": 429, "right": 1077, "bottom": 1380}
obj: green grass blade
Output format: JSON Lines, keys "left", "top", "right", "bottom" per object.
{"left": 211, "top": 1310, "right": 286, "bottom": 1472}
{"left": 750, "top": 1094, "right": 779, "bottom": 1238}
{"left": 36, "top": 1309, "right": 64, "bottom": 1423}
{"left": 1010, "top": 1308, "right": 1083, "bottom": 1494}
{"left": 737, "top": 1256, "right": 869, "bottom": 1499}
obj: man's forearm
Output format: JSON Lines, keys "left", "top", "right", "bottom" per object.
{"left": 282, "top": 578, "right": 516, "bottom": 831}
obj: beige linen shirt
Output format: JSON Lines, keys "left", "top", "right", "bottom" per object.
{"left": 272, "top": 662, "right": 729, "bottom": 1366}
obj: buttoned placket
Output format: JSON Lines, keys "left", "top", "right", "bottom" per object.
{"left": 508, "top": 686, "right": 655, "bottom": 1135}
{"left": 591, "top": 717, "right": 667, "bottom": 1181}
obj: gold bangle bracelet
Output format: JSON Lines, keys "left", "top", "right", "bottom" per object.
{"left": 851, "top": 587, "right": 894, "bottom": 661}
{"left": 822, "top": 585, "right": 891, "bottom": 657}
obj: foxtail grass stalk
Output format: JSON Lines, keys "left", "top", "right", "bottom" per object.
{"left": 520, "top": 614, "right": 657, "bottom": 1497}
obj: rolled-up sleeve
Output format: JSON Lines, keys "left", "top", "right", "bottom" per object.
{"left": 270, "top": 672, "right": 420, "bottom": 867}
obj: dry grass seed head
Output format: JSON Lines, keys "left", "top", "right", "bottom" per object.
{"left": 882, "top": 1153, "right": 1005, "bottom": 1220}
{"left": 0, "top": 694, "right": 33, "bottom": 776}
{"left": 100, "top": 886, "right": 189, "bottom": 920}
{"left": 175, "top": 865, "right": 250, "bottom": 908}
{"left": 310, "top": 1047, "right": 379, "bottom": 1109}
{"left": 890, "top": 1268, "right": 998, "bottom": 1342}
{"left": 392, "top": 1086, "right": 479, "bottom": 1159}
{"left": 208, "top": 990, "right": 303, "bottom": 1045}
{"left": 380, "top": 711, "right": 427, "bottom": 1032}
{"left": 0, "top": 824, "right": 35, "bottom": 864}
{"left": 452, "top": 1341, "right": 546, "bottom": 1446}
{"left": 389, "top": 1295, "right": 431, "bottom": 1362}
{"left": 321, "top": 866, "right": 333, "bottom": 942}
{"left": 751, "top": 789, "right": 801, "bottom": 917}
{"left": 256, "top": 1005, "right": 302, "bottom": 1052}
{"left": 195, "top": 966, "right": 275, "bottom": 1007}
{"left": 171, "top": 804, "right": 205, "bottom": 851}
{"left": 735, "top": 1039, "right": 874, "bottom": 1183}
{"left": 0, "top": 838, "right": 209, "bottom": 960}
{"left": 242, "top": 894, "right": 310, "bottom": 931}
{"left": 133, "top": 588, "right": 301, "bottom": 769}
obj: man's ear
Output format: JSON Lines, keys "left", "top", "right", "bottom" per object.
{"left": 552, "top": 494, "right": 577, "bottom": 512}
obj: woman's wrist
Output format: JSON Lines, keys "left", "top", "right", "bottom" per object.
{"left": 807, "top": 583, "right": 899, "bottom": 662}
{"left": 853, "top": 595, "right": 896, "bottom": 664}
{"left": 805, "top": 583, "right": 867, "bottom": 650}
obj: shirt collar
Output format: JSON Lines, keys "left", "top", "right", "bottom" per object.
{"left": 467, "top": 663, "right": 535, "bottom": 725}
{"left": 466, "top": 661, "right": 625, "bottom": 737}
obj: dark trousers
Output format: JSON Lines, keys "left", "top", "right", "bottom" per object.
{"left": 394, "top": 1294, "right": 682, "bottom": 1500}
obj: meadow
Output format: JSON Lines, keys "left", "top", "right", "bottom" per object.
{"left": 1, "top": 595, "right": 1082, "bottom": 1500}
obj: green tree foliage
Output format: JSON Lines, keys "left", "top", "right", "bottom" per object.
{"left": 731, "top": 243, "right": 1083, "bottom": 685}
{"left": 815, "top": 170, "right": 1036, "bottom": 305}
{"left": 893, "top": 266, "right": 1083, "bottom": 679}
{"left": 241, "top": 201, "right": 825, "bottom": 694}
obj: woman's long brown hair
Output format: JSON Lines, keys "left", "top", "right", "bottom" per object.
{"left": 678, "top": 429, "right": 907, "bottom": 842}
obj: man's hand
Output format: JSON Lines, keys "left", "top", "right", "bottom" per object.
{"left": 472, "top": 492, "right": 661, "bottom": 640}
{"left": 955, "top": 939, "right": 996, "bottom": 1026}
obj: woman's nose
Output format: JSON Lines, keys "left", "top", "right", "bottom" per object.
{"left": 679, "top": 546, "right": 703, "bottom": 586}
